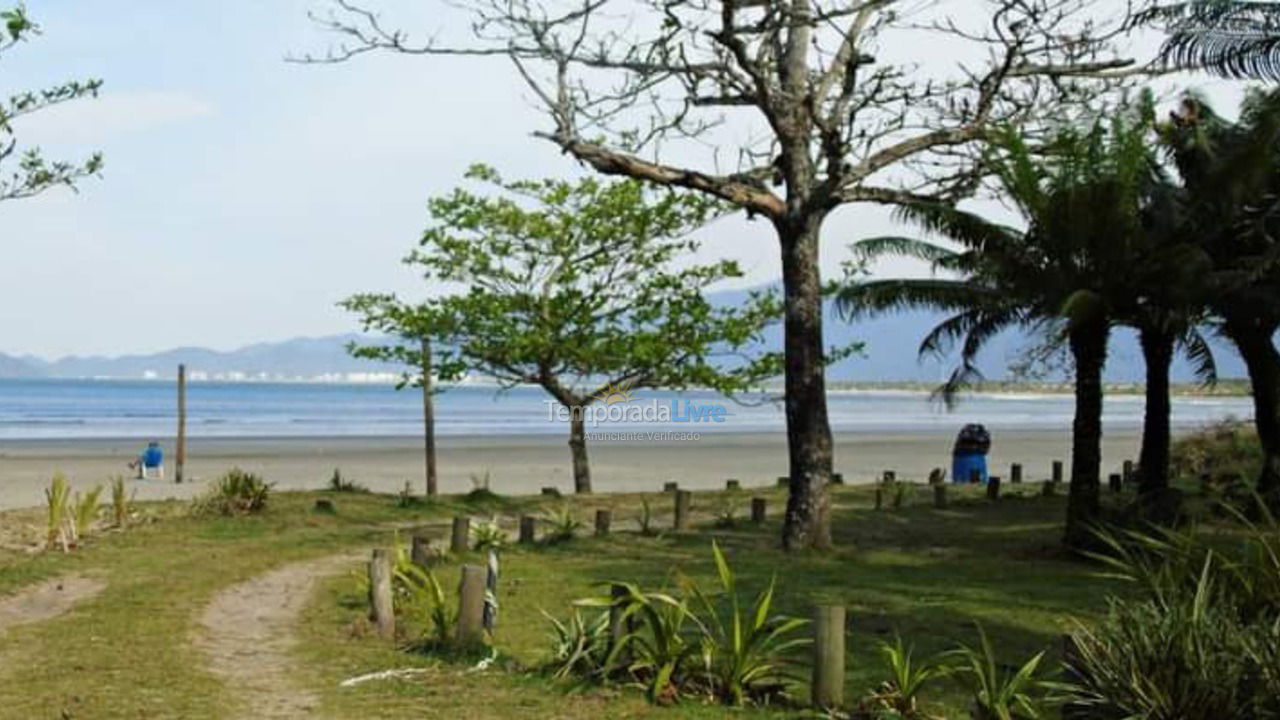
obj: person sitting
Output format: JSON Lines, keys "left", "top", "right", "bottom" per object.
{"left": 951, "top": 423, "right": 991, "bottom": 484}
{"left": 130, "top": 441, "right": 164, "bottom": 480}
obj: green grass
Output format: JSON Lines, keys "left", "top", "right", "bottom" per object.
{"left": 0, "top": 482, "right": 1123, "bottom": 719}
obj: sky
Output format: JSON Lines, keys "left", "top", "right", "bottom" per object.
{"left": 0, "top": 0, "right": 1247, "bottom": 359}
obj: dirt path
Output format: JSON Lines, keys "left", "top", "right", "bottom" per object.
{"left": 195, "top": 553, "right": 359, "bottom": 720}
{"left": 0, "top": 576, "right": 106, "bottom": 635}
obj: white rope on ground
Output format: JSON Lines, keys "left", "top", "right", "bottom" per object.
{"left": 338, "top": 667, "right": 432, "bottom": 687}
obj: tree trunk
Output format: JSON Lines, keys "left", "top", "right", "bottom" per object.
{"left": 1137, "top": 326, "right": 1174, "bottom": 497}
{"left": 1064, "top": 320, "right": 1108, "bottom": 551}
{"left": 421, "top": 338, "right": 438, "bottom": 497}
{"left": 778, "top": 216, "right": 834, "bottom": 551}
{"left": 1225, "top": 319, "right": 1280, "bottom": 495}
{"left": 568, "top": 409, "right": 592, "bottom": 494}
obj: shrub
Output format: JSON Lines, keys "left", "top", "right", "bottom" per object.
{"left": 544, "top": 608, "right": 612, "bottom": 682}
{"left": 192, "top": 468, "right": 271, "bottom": 516}
{"left": 327, "top": 468, "right": 367, "bottom": 493}
{"left": 1171, "top": 419, "right": 1260, "bottom": 486}
{"left": 72, "top": 484, "right": 104, "bottom": 539}
{"left": 713, "top": 494, "right": 742, "bottom": 528}
{"left": 1066, "top": 506, "right": 1280, "bottom": 719}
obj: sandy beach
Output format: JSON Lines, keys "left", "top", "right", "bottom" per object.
{"left": 0, "top": 429, "right": 1145, "bottom": 510}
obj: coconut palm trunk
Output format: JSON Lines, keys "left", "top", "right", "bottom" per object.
{"left": 1065, "top": 320, "right": 1109, "bottom": 550}
{"left": 1137, "top": 325, "right": 1176, "bottom": 496}
{"left": 1225, "top": 318, "right": 1280, "bottom": 495}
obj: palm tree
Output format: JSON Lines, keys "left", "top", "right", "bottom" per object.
{"left": 1163, "top": 89, "right": 1280, "bottom": 497}
{"left": 839, "top": 112, "right": 1174, "bottom": 548}
{"left": 1141, "top": 1, "right": 1280, "bottom": 80}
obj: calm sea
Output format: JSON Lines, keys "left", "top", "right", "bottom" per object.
{"left": 0, "top": 378, "right": 1256, "bottom": 440}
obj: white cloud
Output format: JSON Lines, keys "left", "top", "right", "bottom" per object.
{"left": 12, "top": 90, "right": 214, "bottom": 144}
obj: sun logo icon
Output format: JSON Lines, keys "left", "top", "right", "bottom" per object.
{"left": 594, "top": 380, "right": 637, "bottom": 405}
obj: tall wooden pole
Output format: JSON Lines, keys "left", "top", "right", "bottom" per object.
{"left": 422, "top": 338, "right": 438, "bottom": 497}
{"left": 176, "top": 363, "right": 186, "bottom": 484}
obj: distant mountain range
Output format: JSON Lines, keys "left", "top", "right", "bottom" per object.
{"left": 0, "top": 291, "right": 1251, "bottom": 383}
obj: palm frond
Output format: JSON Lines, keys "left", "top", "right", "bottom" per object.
{"left": 847, "top": 235, "right": 957, "bottom": 266}
{"left": 1141, "top": 1, "right": 1280, "bottom": 80}
{"left": 1181, "top": 326, "right": 1220, "bottom": 386}
{"left": 835, "top": 278, "right": 996, "bottom": 320}
{"left": 892, "top": 202, "right": 1022, "bottom": 251}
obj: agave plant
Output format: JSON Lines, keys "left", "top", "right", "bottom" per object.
{"left": 856, "top": 634, "right": 948, "bottom": 718}
{"left": 684, "top": 541, "right": 810, "bottom": 706}
{"left": 946, "top": 626, "right": 1061, "bottom": 720}
{"left": 542, "top": 504, "right": 584, "bottom": 543}
{"left": 543, "top": 607, "right": 612, "bottom": 682}
{"left": 577, "top": 582, "right": 701, "bottom": 704}
{"left": 470, "top": 516, "right": 508, "bottom": 552}
{"left": 192, "top": 468, "right": 271, "bottom": 516}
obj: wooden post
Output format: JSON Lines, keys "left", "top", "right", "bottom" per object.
{"left": 874, "top": 487, "right": 883, "bottom": 510}
{"left": 750, "top": 497, "right": 766, "bottom": 523}
{"left": 456, "top": 564, "right": 486, "bottom": 645}
{"left": 663, "top": 481, "right": 679, "bottom": 492}
{"left": 725, "top": 479, "right": 741, "bottom": 491}
{"left": 175, "top": 364, "right": 186, "bottom": 484}
{"left": 811, "top": 605, "right": 846, "bottom": 710}
{"left": 1010, "top": 463, "right": 1023, "bottom": 484}
{"left": 933, "top": 483, "right": 947, "bottom": 508}
{"left": 831, "top": 472, "right": 844, "bottom": 485}
{"left": 421, "top": 339, "right": 438, "bottom": 497}
{"left": 1108, "top": 473, "right": 1122, "bottom": 494}
{"left": 674, "top": 490, "right": 691, "bottom": 530}
{"left": 987, "top": 476, "right": 1001, "bottom": 501}
{"left": 451, "top": 516, "right": 470, "bottom": 554}
{"left": 518, "top": 515, "right": 536, "bottom": 545}
{"left": 1052, "top": 460, "right": 1064, "bottom": 484}
{"left": 969, "top": 467, "right": 981, "bottom": 484}
{"left": 1123, "top": 459, "right": 1135, "bottom": 485}
{"left": 882, "top": 470, "right": 895, "bottom": 483}
{"left": 1042, "top": 480, "right": 1055, "bottom": 497}
{"left": 595, "top": 508, "right": 611, "bottom": 536}
{"left": 411, "top": 534, "right": 438, "bottom": 568}
{"left": 777, "top": 476, "right": 789, "bottom": 487}
{"left": 368, "top": 549, "right": 395, "bottom": 639}
{"left": 540, "top": 486, "right": 561, "bottom": 497}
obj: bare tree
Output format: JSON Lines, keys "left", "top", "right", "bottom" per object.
{"left": 300, "top": 0, "right": 1151, "bottom": 550}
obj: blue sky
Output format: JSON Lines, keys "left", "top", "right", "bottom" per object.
{"left": 2, "top": 1, "right": 1244, "bottom": 358}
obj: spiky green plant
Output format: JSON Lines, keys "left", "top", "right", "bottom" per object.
{"left": 684, "top": 541, "right": 810, "bottom": 706}
{"left": 578, "top": 583, "right": 700, "bottom": 704}
{"left": 191, "top": 468, "right": 271, "bottom": 516}
{"left": 108, "top": 475, "right": 133, "bottom": 528}
{"left": 72, "top": 484, "right": 104, "bottom": 540}
{"left": 946, "top": 626, "right": 1060, "bottom": 720}
{"left": 470, "top": 516, "right": 508, "bottom": 552}
{"left": 856, "top": 634, "right": 948, "bottom": 718}
{"left": 543, "top": 504, "right": 584, "bottom": 543}
{"left": 44, "top": 472, "right": 72, "bottom": 551}
{"left": 543, "top": 608, "right": 612, "bottom": 682}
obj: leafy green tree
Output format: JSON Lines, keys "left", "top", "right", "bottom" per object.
{"left": 0, "top": 6, "right": 102, "bottom": 202}
{"left": 1140, "top": 1, "right": 1280, "bottom": 81}
{"left": 344, "top": 167, "right": 783, "bottom": 494}
{"left": 838, "top": 111, "right": 1177, "bottom": 548}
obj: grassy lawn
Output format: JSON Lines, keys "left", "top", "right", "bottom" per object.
{"left": 0, "top": 481, "right": 1122, "bottom": 719}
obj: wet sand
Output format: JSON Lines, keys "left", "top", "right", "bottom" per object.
{"left": 0, "top": 429, "right": 1144, "bottom": 510}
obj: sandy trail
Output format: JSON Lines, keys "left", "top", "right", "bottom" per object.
{"left": 0, "top": 575, "right": 106, "bottom": 636}
{"left": 195, "top": 553, "right": 359, "bottom": 720}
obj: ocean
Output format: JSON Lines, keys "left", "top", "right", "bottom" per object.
{"left": 0, "top": 378, "right": 1257, "bottom": 441}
